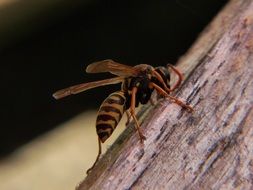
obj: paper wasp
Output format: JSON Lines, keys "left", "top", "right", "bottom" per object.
{"left": 53, "top": 59, "right": 193, "bottom": 174}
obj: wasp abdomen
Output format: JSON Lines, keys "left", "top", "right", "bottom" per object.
{"left": 96, "top": 91, "right": 126, "bottom": 143}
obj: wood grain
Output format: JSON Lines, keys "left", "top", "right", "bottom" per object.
{"left": 77, "top": 0, "right": 253, "bottom": 189}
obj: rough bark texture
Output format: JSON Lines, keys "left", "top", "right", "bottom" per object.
{"left": 77, "top": 0, "right": 253, "bottom": 189}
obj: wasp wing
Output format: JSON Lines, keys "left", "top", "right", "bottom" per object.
{"left": 86, "top": 59, "right": 138, "bottom": 77}
{"left": 53, "top": 76, "right": 124, "bottom": 99}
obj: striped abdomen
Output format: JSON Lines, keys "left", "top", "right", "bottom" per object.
{"left": 96, "top": 91, "right": 126, "bottom": 143}
{"left": 154, "top": 66, "right": 170, "bottom": 88}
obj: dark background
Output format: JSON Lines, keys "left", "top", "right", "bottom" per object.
{"left": 0, "top": 0, "right": 228, "bottom": 157}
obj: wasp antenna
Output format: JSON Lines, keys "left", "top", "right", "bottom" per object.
{"left": 167, "top": 63, "right": 184, "bottom": 91}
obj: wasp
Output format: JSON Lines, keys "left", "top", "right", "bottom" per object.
{"left": 53, "top": 59, "right": 193, "bottom": 174}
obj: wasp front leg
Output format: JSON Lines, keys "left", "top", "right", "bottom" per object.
{"left": 129, "top": 87, "right": 146, "bottom": 143}
{"left": 149, "top": 82, "right": 193, "bottom": 112}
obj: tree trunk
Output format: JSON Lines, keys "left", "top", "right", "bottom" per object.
{"left": 77, "top": 0, "right": 253, "bottom": 189}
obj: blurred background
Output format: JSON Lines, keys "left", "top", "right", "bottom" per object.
{"left": 0, "top": 0, "right": 228, "bottom": 189}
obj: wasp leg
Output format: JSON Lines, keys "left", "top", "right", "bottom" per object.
{"left": 86, "top": 136, "right": 102, "bottom": 174}
{"left": 125, "top": 110, "right": 131, "bottom": 126}
{"left": 130, "top": 87, "right": 146, "bottom": 143}
{"left": 152, "top": 70, "right": 173, "bottom": 93}
{"left": 167, "top": 64, "right": 183, "bottom": 91}
{"left": 149, "top": 82, "right": 193, "bottom": 112}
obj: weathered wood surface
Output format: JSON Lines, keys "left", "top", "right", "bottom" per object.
{"left": 77, "top": 0, "right": 253, "bottom": 189}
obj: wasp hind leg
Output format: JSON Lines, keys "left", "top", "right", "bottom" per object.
{"left": 86, "top": 136, "right": 102, "bottom": 174}
{"left": 149, "top": 82, "right": 193, "bottom": 112}
{"left": 130, "top": 87, "right": 146, "bottom": 143}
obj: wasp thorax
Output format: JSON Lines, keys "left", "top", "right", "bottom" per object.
{"left": 134, "top": 64, "right": 154, "bottom": 75}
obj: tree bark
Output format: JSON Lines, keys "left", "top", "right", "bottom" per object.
{"left": 77, "top": 0, "right": 253, "bottom": 189}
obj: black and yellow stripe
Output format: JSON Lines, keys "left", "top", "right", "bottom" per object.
{"left": 96, "top": 91, "right": 126, "bottom": 143}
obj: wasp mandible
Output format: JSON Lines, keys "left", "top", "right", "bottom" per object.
{"left": 53, "top": 59, "right": 193, "bottom": 174}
